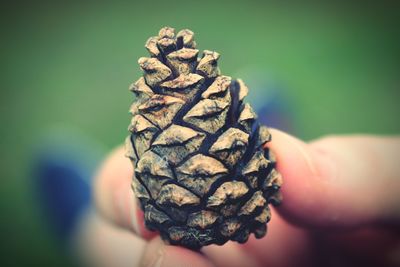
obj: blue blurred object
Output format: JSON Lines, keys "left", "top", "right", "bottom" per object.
{"left": 236, "top": 68, "right": 295, "bottom": 133}
{"left": 32, "top": 127, "right": 104, "bottom": 245}
{"left": 35, "top": 154, "right": 90, "bottom": 242}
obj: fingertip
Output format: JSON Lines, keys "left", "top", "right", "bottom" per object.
{"left": 93, "top": 147, "right": 127, "bottom": 227}
{"left": 140, "top": 237, "right": 215, "bottom": 267}
{"left": 93, "top": 146, "right": 157, "bottom": 240}
{"left": 267, "top": 129, "right": 399, "bottom": 228}
{"left": 266, "top": 129, "right": 344, "bottom": 227}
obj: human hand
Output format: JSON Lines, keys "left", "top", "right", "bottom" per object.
{"left": 91, "top": 129, "right": 400, "bottom": 267}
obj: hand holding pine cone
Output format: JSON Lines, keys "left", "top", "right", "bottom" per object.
{"left": 125, "top": 27, "right": 283, "bottom": 249}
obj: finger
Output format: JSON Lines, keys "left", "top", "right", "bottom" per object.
{"left": 74, "top": 210, "right": 214, "bottom": 267}
{"left": 267, "top": 129, "right": 400, "bottom": 228}
{"left": 140, "top": 237, "right": 215, "bottom": 267}
{"left": 74, "top": 210, "right": 147, "bottom": 267}
{"left": 202, "top": 208, "right": 313, "bottom": 267}
{"left": 319, "top": 226, "right": 400, "bottom": 267}
{"left": 241, "top": 208, "right": 313, "bottom": 267}
{"left": 93, "top": 146, "right": 157, "bottom": 239}
{"left": 201, "top": 241, "right": 261, "bottom": 267}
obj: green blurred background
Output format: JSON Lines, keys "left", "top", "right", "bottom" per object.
{"left": 1, "top": 1, "right": 399, "bottom": 266}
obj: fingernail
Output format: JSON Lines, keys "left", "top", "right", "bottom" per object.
{"left": 309, "top": 145, "right": 338, "bottom": 183}
{"left": 130, "top": 198, "right": 142, "bottom": 235}
{"left": 113, "top": 183, "right": 132, "bottom": 229}
{"left": 283, "top": 130, "right": 337, "bottom": 183}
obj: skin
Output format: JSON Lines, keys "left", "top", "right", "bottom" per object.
{"left": 78, "top": 129, "right": 400, "bottom": 267}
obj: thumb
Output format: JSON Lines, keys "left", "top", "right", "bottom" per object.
{"left": 267, "top": 129, "right": 400, "bottom": 228}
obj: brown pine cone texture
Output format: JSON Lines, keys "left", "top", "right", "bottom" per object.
{"left": 125, "top": 27, "right": 283, "bottom": 249}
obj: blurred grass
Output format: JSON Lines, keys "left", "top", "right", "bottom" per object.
{"left": 1, "top": 1, "right": 399, "bottom": 266}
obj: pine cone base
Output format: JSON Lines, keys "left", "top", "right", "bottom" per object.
{"left": 126, "top": 27, "right": 283, "bottom": 249}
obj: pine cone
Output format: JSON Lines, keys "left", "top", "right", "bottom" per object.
{"left": 125, "top": 27, "right": 283, "bottom": 249}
